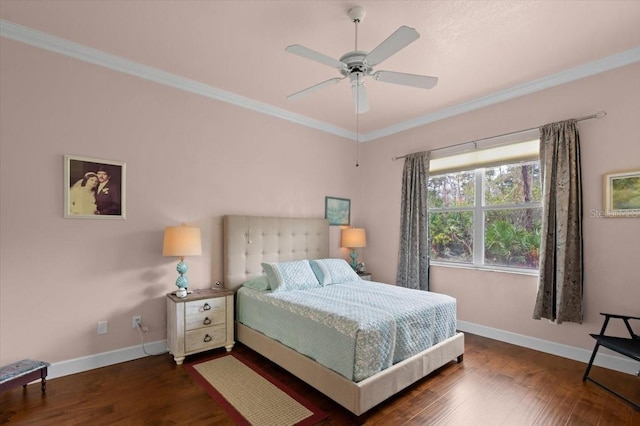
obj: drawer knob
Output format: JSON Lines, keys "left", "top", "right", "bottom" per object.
{"left": 203, "top": 317, "right": 212, "bottom": 325}
{"left": 203, "top": 334, "right": 212, "bottom": 343}
{"left": 202, "top": 303, "right": 211, "bottom": 311}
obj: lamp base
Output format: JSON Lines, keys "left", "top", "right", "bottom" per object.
{"left": 349, "top": 249, "right": 359, "bottom": 270}
{"left": 175, "top": 288, "right": 188, "bottom": 298}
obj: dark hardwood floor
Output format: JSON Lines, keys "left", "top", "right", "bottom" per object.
{"left": 1, "top": 333, "right": 638, "bottom": 425}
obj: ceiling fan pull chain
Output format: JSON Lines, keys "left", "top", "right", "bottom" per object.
{"left": 356, "top": 75, "right": 360, "bottom": 167}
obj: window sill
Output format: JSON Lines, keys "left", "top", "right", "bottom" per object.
{"left": 430, "top": 261, "right": 539, "bottom": 277}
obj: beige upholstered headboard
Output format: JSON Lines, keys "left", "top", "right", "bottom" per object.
{"left": 223, "top": 215, "right": 329, "bottom": 290}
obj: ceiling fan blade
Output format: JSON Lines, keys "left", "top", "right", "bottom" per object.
{"left": 373, "top": 71, "right": 438, "bottom": 89}
{"left": 287, "top": 77, "right": 344, "bottom": 100}
{"left": 351, "top": 78, "right": 370, "bottom": 114}
{"left": 285, "top": 44, "right": 346, "bottom": 70}
{"left": 364, "top": 26, "right": 420, "bottom": 67}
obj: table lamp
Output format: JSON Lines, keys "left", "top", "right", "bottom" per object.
{"left": 163, "top": 223, "right": 202, "bottom": 297}
{"left": 341, "top": 227, "right": 367, "bottom": 270}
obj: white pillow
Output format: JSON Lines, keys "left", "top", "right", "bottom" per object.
{"left": 261, "top": 260, "right": 320, "bottom": 292}
{"left": 310, "top": 258, "right": 360, "bottom": 285}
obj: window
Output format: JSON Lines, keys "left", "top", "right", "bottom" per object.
{"left": 427, "top": 139, "right": 542, "bottom": 271}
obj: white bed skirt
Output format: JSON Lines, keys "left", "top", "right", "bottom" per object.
{"left": 237, "top": 322, "right": 464, "bottom": 416}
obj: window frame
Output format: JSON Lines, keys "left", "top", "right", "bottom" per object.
{"left": 427, "top": 140, "right": 542, "bottom": 275}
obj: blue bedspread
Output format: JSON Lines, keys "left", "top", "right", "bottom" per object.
{"left": 236, "top": 280, "right": 457, "bottom": 382}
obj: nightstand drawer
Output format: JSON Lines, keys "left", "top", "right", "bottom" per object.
{"left": 185, "top": 297, "right": 225, "bottom": 316}
{"left": 185, "top": 309, "right": 226, "bottom": 331}
{"left": 185, "top": 324, "right": 226, "bottom": 352}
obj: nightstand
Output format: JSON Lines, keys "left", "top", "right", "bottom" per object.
{"left": 166, "top": 288, "right": 235, "bottom": 365}
{"left": 358, "top": 272, "right": 372, "bottom": 281}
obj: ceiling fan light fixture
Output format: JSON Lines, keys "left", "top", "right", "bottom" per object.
{"left": 350, "top": 72, "right": 369, "bottom": 114}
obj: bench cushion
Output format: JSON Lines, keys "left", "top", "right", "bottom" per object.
{"left": 0, "top": 359, "right": 50, "bottom": 384}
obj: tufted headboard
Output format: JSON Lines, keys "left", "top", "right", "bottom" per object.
{"left": 223, "top": 215, "right": 329, "bottom": 291}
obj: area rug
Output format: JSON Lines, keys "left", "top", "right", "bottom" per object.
{"left": 185, "top": 352, "right": 327, "bottom": 426}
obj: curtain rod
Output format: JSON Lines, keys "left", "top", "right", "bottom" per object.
{"left": 391, "top": 111, "right": 607, "bottom": 161}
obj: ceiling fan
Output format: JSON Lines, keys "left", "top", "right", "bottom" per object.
{"left": 285, "top": 6, "right": 438, "bottom": 114}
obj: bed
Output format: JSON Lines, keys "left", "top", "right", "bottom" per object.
{"left": 223, "top": 215, "right": 464, "bottom": 417}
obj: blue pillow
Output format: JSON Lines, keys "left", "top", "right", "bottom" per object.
{"left": 261, "top": 260, "right": 321, "bottom": 292}
{"left": 310, "top": 258, "right": 360, "bottom": 285}
{"left": 243, "top": 276, "right": 270, "bottom": 291}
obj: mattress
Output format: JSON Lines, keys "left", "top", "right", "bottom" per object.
{"left": 236, "top": 280, "right": 457, "bottom": 382}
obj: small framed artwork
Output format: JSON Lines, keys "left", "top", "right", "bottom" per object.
{"left": 64, "top": 155, "right": 126, "bottom": 219}
{"left": 325, "top": 196, "right": 350, "bottom": 226}
{"left": 603, "top": 170, "right": 640, "bottom": 218}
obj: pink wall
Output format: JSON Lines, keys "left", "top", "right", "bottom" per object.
{"left": 0, "top": 38, "right": 361, "bottom": 365}
{"left": 1, "top": 34, "right": 638, "bottom": 369}
{"left": 360, "top": 63, "right": 640, "bottom": 351}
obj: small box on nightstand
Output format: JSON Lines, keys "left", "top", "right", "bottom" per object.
{"left": 357, "top": 272, "right": 372, "bottom": 281}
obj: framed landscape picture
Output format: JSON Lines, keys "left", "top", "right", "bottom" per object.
{"left": 603, "top": 170, "right": 640, "bottom": 218}
{"left": 64, "top": 155, "right": 126, "bottom": 219}
{"left": 325, "top": 196, "right": 350, "bottom": 226}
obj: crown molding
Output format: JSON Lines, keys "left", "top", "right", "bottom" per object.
{"left": 0, "top": 19, "right": 353, "bottom": 140}
{"left": 364, "top": 47, "right": 640, "bottom": 141}
{"left": 2, "top": 19, "right": 637, "bottom": 143}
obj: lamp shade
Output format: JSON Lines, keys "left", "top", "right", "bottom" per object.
{"left": 341, "top": 228, "right": 367, "bottom": 248}
{"left": 162, "top": 224, "right": 202, "bottom": 257}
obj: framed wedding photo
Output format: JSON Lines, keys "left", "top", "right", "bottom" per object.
{"left": 325, "top": 196, "right": 350, "bottom": 226}
{"left": 64, "top": 155, "right": 126, "bottom": 219}
{"left": 603, "top": 170, "right": 640, "bottom": 218}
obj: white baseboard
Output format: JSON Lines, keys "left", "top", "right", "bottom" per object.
{"left": 47, "top": 340, "right": 168, "bottom": 380}
{"left": 457, "top": 321, "right": 639, "bottom": 375}
{"left": 42, "top": 324, "right": 638, "bottom": 381}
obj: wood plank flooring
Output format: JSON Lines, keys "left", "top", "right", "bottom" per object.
{"left": 1, "top": 333, "right": 638, "bottom": 425}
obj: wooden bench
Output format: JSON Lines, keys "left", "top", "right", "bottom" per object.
{"left": 0, "top": 359, "right": 50, "bottom": 394}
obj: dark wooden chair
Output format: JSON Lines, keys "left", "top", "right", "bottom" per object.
{"left": 582, "top": 313, "right": 640, "bottom": 411}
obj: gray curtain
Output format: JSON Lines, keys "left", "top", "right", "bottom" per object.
{"left": 396, "top": 152, "right": 430, "bottom": 290}
{"left": 533, "top": 119, "right": 583, "bottom": 324}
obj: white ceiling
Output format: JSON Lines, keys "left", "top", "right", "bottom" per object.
{"left": 1, "top": 1, "right": 639, "bottom": 140}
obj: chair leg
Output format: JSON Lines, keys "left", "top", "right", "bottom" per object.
{"left": 585, "top": 377, "right": 640, "bottom": 411}
{"left": 583, "top": 342, "right": 640, "bottom": 411}
{"left": 583, "top": 342, "right": 600, "bottom": 381}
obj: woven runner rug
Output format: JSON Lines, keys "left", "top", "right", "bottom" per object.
{"left": 186, "top": 352, "right": 327, "bottom": 426}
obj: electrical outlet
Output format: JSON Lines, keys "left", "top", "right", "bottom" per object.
{"left": 98, "top": 321, "right": 108, "bottom": 335}
{"left": 132, "top": 315, "right": 141, "bottom": 329}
